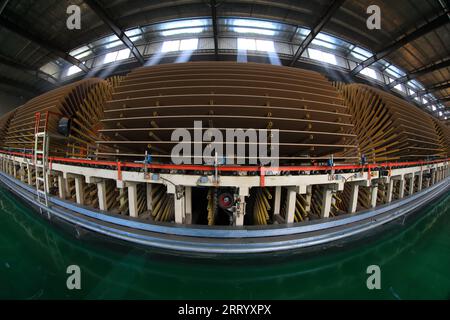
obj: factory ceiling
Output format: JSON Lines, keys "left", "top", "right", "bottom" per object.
{"left": 0, "top": 0, "right": 448, "bottom": 121}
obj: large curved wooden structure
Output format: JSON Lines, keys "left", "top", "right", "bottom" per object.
{"left": 336, "top": 83, "right": 448, "bottom": 163}
{"left": 0, "top": 78, "right": 119, "bottom": 158}
{"left": 97, "top": 62, "right": 358, "bottom": 164}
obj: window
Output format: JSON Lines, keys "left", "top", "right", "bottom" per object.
{"left": 385, "top": 65, "right": 405, "bottom": 78}
{"left": 237, "top": 38, "right": 275, "bottom": 52}
{"left": 308, "top": 48, "right": 337, "bottom": 65}
{"left": 237, "top": 38, "right": 256, "bottom": 50}
{"left": 161, "top": 40, "right": 180, "bottom": 52}
{"left": 103, "top": 48, "right": 131, "bottom": 64}
{"left": 256, "top": 39, "right": 275, "bottom": 52}
{"left": 179, "top": 38, "right": 198, "bottom": 51}
{"left": 161, "top": 38, "right": 198, "bottom": 52}
{"left": 394, "top": 84, "right": 405, "bottom": 93}
{"left": 116, "top": 48, "right": 131, "bottom": 60}
{"left": 67, "top": 65, "right": 82, "bottom": 76}
{"left": 360, "top": 68, "right": 377, "bottom": 80}
{"left": 350, "top": 46, "right": 372, "bottom": 61}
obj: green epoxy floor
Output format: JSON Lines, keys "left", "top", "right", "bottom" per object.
{"left": 0, "top": 184, "right": 449, "bottom": 300}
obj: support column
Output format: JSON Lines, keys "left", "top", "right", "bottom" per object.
{"left": 19, "top": 163, "right": 25, "bottom": 182}
{"left": 386, "top": 179, "right": 394, "bottom": 203}
{"left": 431, "top": 169, "right": 436, "bottom": 185}
{"left": 417, "top": 171, "right": 423, "bottom": 192}
{"left": 146, "top": 183, "right": 153, "bottom": 212}
{"left": 97, "top": 180, "right": 107, "bottom": 211}
{"left": 408, "top": 175, "right": 414, "bottom": 196}
{"left": 321, "top": 187, "right": 333, "bottom": 218}
{"left": 348, "top": 183, "right": 359, "bottom": 213}
{"left": 370, "top": 184, "right": 378, "bottom": 208}
{"left": 174, "top": 188, "right": 186, "bottom": 224}
{"left": 74, "top": 175, "right": 85, "bottom": 205}
{"left": 127, "top": 182, "right": 138, "bottom": 218}
{"left": 398, "top": 176, "right": 405, "bottom": 199}
{"left": 185, "top": 186, "right": 192, "bottom": 224}
{"left": 12, "top": 161, "right": 17, "bottom": 178}
{"left": 304, "top": 185, "right": 312, "bottom": 217}
{"left": 27, "top": 163, "right": 32, "bottom": 185}
{"left": 285, "top": 187, "right": 297, "bottom": 223}
{"left": 58, "top": 175, "right": 67, "bottom": 199}
{"left": 235, "top": 187, "right": 249, "bottom": 226}
{"left": 273, "top": 186, "right": 282, "bottom": 216}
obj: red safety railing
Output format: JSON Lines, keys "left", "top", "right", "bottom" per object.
{"left": 0, "top": 149, "right": 447, "bottom": 186}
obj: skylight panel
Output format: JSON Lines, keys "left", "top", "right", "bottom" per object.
{"left": 233, "top": 19, "right": 276, "bottom": 36}
{"left": 161, "top": 20, "right": 205, "bottom": 36}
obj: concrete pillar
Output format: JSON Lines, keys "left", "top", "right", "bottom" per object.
{"left": 273, "top": 186, "right": 282, "bottom": 216}
{"left": 58, "top": 175, "right": 67, "bottom": 199}
{"left": 74, "top": 176, "right": 85, "bottom": 205}
{"left": 128, "top": 182, "right": 138, "bottom": 218}
{"left": 321, "top": 187, "right": 333, "bottom": 218}
{"left": 146, "top": 183, "right": 153, "bottom": 212}
{"left": 185, "top": 186, "right": 192, "bottom": 224}
{"left": 19, "top": 163, "right": 25, "bottom": 181}
{"left": 174, "top": 188, "right": 186, "bottom": 224}
{"left": 408, "top": 176, "right": 414, "bottom": 196}
{"left": 235, "top": 187, "right": 249, "bottom": 226}
{"left": 97, "top": 180, "right": 107, "bottom": 211}
{"left": 304, "top": 185, "right": 312, "bottom": 216}
{"left": 370, "top": 184, "right": 378, "bottom": 208}
{"left": 348, "top": 183, "right": 359, "bottom": 213}
{"left": 285, "top": 187, "right": 297, "bottom": 223}
{"left": 431, "top": 169, "right": 436, "bottom": 185}
{"left": 417, "top": 171, "right": 423, "bottom": 192}
{"left": 27, "top": 163, "right": 32, "bottom": 185}
{"left": 13, "top": 161, "right": 17, "bottom": 178}
{"left": 386, "top": 179, "right": 394, "bottom": 203}
{"left": 398, "top": 177, "right": 405, "bottom": 199}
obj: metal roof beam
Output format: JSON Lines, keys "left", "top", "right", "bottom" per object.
{"left": 0, "top": 54, "right": 58, "bottom": 84}
{"left": 0, "top": 0, "right": 10, "bottom": 17}
{"left": 210, "top": 0, "right": 219, "bottom": 60}
{"left": 423, "top": 96, "right": 450, "bottom": 107}
{"left": 84, "top": 0, "right": 145, "bottom": 65}
{"left": 0, "top": 17, "right": 89, "bottom": 73}
{"left": 0, "top": 75, "right": 41, "bottom": 95}
{"left": 351, "top": 12, "right": 449, "bottom": 75}
{"left": 289, "top": 0, "right": 345, "bottom": 67}
{"left": 387, "top": 58, "right": 450, "bottom": 89}
{"left": 410, "top": 81, "right": 450, "bottom": 98}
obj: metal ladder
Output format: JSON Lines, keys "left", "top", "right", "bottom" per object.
{"left": 34, "top": 112, "right": 50, "bottom": 213}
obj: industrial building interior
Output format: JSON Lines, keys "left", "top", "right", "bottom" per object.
{"left": 0, "top": 0, "right": 449, "bottom": 301}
